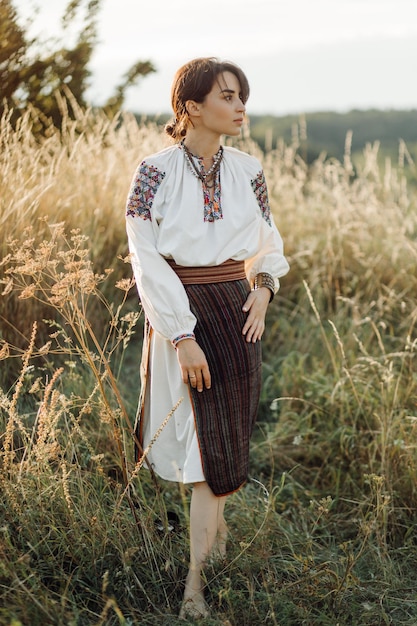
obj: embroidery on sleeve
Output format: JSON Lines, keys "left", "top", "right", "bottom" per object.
{"left": 251, "top": 170, "right": 272, "bottom": 226}
{"left": 126, "top": 162, "right": 165, "bottom": 220}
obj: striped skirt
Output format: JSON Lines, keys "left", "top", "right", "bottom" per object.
{"left": 137, "top": 261, "right": 262, "bottom": 496}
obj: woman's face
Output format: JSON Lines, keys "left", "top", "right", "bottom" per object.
{"left": 192, "top": 71, "right": 246, "bottom": 137}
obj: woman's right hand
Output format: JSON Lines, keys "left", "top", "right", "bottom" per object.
{"left": 176, "top": 339, "right": 211, "bottom": 392}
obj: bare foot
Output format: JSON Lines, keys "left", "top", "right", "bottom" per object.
{"left": 179, "top": 594, "right": 209, "bottom": 620}
{"left": 179, "top": 570, "right": 209, "bottom": 620}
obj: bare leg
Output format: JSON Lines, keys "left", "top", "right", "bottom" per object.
{"left": 180, "top": 482, "right": 227, "bottom": 619}
{"left": 211, "top": 495, "right": 228, "bottom": 560}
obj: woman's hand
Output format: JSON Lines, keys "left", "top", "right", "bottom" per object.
{"left": 176, "top": 339, "right": 211, "bottom": 392}
{"left": 242, "top": 287, "right": 271, "bottom": 343}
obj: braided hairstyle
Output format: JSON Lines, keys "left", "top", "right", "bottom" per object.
{"left": 165, "top": 57, "right": 250, "bottom": 141}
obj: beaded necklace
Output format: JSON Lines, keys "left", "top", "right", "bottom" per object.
{"left": 181, "top": 141, "right": 223, "bottom": 189}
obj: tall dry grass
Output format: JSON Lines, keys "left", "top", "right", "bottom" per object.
{"left": 0, "top": 101, "right": 165, "bottom": 350}
{"left": 1, "top": 103, "right": 417, "bottom": 625}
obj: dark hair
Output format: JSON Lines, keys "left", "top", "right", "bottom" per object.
{"left": 165, "top": 57, "right": 250, "bottom": 141}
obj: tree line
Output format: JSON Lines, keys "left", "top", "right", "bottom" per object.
{"left": 248, "top": 109, "right": 417, "bottom": 164}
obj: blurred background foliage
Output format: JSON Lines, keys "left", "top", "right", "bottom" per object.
{"left": 0, "top": 0, "right": 155, "bottom": 128}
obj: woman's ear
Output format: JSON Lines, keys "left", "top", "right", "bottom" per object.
{"left": 185, "top": 100, "right": 201, "bottom": 117}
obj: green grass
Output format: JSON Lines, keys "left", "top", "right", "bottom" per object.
{"left": 1, "top": 103, "right": 417, "bottom": 624}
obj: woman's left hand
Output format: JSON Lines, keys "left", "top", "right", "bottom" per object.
{"left": 241, "top": 287, "right": 271, "bottom": 343}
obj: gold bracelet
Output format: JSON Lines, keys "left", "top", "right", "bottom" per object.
{"left": 254, "top": 272, "right": 275, "bottom": 301}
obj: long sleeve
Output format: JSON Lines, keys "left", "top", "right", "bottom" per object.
{"left": 244, "top": 169, "right": 290, "bottom": 292}
{"left": 125, "top": 161, "right": 196, "bottom": 342}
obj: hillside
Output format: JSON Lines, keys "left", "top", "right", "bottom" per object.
{"left": 248, "top": 109, "right": 417, "bottom": 163}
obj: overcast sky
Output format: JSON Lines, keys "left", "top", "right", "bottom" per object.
{"left": 13, "top": 0, "right": 417, "bottom": 116}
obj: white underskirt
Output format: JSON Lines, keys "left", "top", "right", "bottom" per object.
{"left": 141, "top": 331, "right": 205, "bottom": 484}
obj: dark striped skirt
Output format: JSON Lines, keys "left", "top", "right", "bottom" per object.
{"left": 182, "top": 274, "right": 262, "bottom": 496}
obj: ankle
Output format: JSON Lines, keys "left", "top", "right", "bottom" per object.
{"left": 185, "top": 568, "right": 204, "bottom": 592}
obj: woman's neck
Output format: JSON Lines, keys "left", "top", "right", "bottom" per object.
{"left": 183, "top": 131, "right": 222, "bottom": 161}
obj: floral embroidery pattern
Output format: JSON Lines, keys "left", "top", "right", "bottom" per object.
{"left": 202, "top": 167, "right": 222, "bottom": 222}
{"left": 126, "top": 162, "right": 165, "bottom": 220}
{"left": 251, "top": 170, "right": 272, "bottom": 226}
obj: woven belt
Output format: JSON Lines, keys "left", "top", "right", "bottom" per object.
{"left": 166, "top": 258, "right": 246, "bottom": 284}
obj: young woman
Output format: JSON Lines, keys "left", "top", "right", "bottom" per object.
{"left": 125, "top": 57, "right": 289, "bottom": 619}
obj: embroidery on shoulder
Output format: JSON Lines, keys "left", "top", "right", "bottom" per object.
{"left": 126, "top": 162, "right": 165, "bottom": 220}
{"left": 251, "top": 170, "right": 272, "bottom": 226}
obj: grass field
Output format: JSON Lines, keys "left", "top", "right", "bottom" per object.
{"left": 1, "top": 104, "right": 417, "bottom": 625}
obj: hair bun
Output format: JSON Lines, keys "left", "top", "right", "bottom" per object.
{"left": 164, "top": 119, "right": 176, "bottom": 137}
